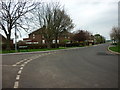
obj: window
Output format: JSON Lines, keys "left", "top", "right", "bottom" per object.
{"left": 42, "top": 40, "right": 45, "bottom": 44}
{"left": 57, "top": 40, "right": 59, "bottom": 43}
{"left": 34, "top": 42, "right": 38, "bottom": 44}
{"left": 52, "top": 40, "right": 55, "bottom": 44}
{"left": 26, "top": 42, "right": 32, "bottom": 44}
{"left": 33, "top": 34, "right": 35, "bottom": 39}
{"left": 52, "top": 40, "right": 59, "bottom": 44}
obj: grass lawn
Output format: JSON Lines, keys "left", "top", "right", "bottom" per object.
{"left": 0, "top": 46, "right": 81, "bottom": 54}
{"left": 109, "top": 45, "right": 120, "bottom": 53}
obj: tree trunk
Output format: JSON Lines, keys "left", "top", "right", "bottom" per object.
{"left": 55, "top": 37, "right": 58, "bottom": 48}
{"left": 6, "top": 37, "right": 11, "bottom": 51}
{"left": 46, "top": 40, "right": 51, "bottom": 49}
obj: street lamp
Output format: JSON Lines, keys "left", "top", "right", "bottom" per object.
{"left": 15, "top": 24, "right": 18, "bottom": 52}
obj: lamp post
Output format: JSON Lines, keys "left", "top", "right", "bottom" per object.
{"left": 15, "top": 24, "right": 18, "bottom": 52}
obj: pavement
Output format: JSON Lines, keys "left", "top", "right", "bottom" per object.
{"left": 1, "top": 43, "right": 119, "bottom": 88}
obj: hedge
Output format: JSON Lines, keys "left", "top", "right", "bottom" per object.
{"left": 2, "top": 42, "right": 84, "bottom": 50}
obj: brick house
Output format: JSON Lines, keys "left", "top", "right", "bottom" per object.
{"left": 22, "top": 29, "right": 72, "bottom": 45}
{"left": 0, "top": 34, "right": 13, "bottom": 45}
{"left": 0, "top": 34, "right": 7, "bottom": 45}
{"left": 0, "top": 34, "right": 13, "bottom": 49}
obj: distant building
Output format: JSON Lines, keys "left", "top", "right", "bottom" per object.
{"left": 21, "top": 29, "right": 72, "bottom": 45}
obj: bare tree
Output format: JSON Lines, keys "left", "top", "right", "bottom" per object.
{"left": 31, "top": 2, "right": 74, "bottom": 48}
{"left": 0, "top": 0, "right": 39, "bottom": 50}
{"left": 110, "top": 27, "right": 120, "bottom": 43}
{"left": 72, "top": 30, "right": 91, "bottom": 42}
{"left": 31, "top": 3, "right": 55, "bottom": 48}
{"left": 52, "top": 5, "right": 74, "bottom": 48}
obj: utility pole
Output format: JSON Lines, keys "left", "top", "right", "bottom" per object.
{"left": 15, "top": 24, "right": 18, "bottom": 52}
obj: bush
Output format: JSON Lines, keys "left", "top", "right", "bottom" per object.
{"left": 60, "top": 43, "right": 80, "bottom": 47}
{"left": 2, "top": 44, "right": 14, "bottom": 50}
{"left": 51, "top": 44, "right": 59, "bottom": 48}
{"left": 2, "top": 44, "right": 7, "bottom": 50}
{"left": 17, "top": 42, "right": 83, "bottom": 50}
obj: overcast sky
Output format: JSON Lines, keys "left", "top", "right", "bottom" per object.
{"left": 1, "top": 0, "right": 119, "bottom": 40}
{"left": 39, "top": 0, "right": 118, "bottom": 40}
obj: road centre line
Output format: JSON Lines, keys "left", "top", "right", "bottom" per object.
{"left": 12, "top": 65, "right": 17, "bottom": 67}
{"left": 0, "top": 65, "right": 13, "bottom": 66}
{"left": 24, "top": 62, "right": 28, "bottom": 64}
{"left": 17, "top": 59, "right": 27, "bottom": 63}
{"left": 18, "top": 70, "right": 22, "bottom": 74}
{"left": 20, "top": 67, "right": 23, "bottom": 70}
{"left": 12, "top": 59, "right": 28, "bottom": 66}
{"left": 16, "top": 59, "right": 27, "bottom": 64}
{"left": 26, "top": 60, "right": 31, "bottom": 63}
{"left": 13, "top": 52, "right": 56, "bottom": 88}
{"left": 12, "top": 52, "right": 55, "bottom": 67}
{"left": 21, "top": 64, "right": 25, "bottom": 67}
{"left": 16, "top": 75, "right": 20, "bottom": 80}
{"left": 14, "top": 81, "right": 19, "bottom": 88}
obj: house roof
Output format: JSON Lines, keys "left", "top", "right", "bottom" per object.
{"left": 27, "top": 40, "right": 38, "bottom": 42}
{"left": 29, "top": 28, "right": 43, "bottom": 35}
{"left": 23, "top": 38, "right": 38, "bottom": 42}
{"left": 23, "top": 38, "right": 30, "bottom": 40}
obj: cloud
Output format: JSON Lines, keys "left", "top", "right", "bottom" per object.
{"left": 26, "top": 0, "right": 118, "bottom": 40}
{"left": 7, "top": 0, "right": 119, "bottom": 40}
{"left": 54, "top": 0, "right": 118, "bottom": 39}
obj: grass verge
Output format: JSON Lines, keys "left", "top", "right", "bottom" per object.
{"left": 109, "top": 45, "right": 120, "bottom": 53}
{"left": 0, "top": 47, "right": 80, "bottom": 54}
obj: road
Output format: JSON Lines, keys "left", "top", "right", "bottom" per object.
{"left": 2, "top": 43, "right": 118, "bottom": 88}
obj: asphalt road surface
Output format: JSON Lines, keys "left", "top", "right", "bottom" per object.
{"left": 2, "top": 43, "right": 118, "bottom": 88}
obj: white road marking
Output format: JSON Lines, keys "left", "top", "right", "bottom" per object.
{"left": 21, "top": 64, "right": 25, "bottom": 67}
{"left": 12, "top": 65, "right": 17, "bottom": 67}
{"left": 0, "top": 65, "right": 13, "bottom": 67}
{"left": 18, "top": 70, "right": 22, "bottom": 74}
{"left": 16, "top": 59, "right": 27, "bottom": 64}
{"left": 24, "top": 62, "right": 28, "bottom": 64}
{"left": 16, "top": 75, "right": 20, "bottom": 80}
{"left": 12, "top": 59, "right": 28, "bottom": 66}
{"left": 14, "top": 81, "right": 19, "bottom": 88}
{"left": 26, "top": 60, "right": 31, "bottom": 63}
{"left": 16, "top": 62, "right": 21, "bottom": 65}
{"left": 29, "top": 59, "right": 32, "bottom": 61}
{"left": 20, "top": 67, "right": 23, "bottom": 70}
{"left": 13, "top": 53, "right": 54, "bottom": 88}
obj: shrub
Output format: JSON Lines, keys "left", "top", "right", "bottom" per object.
{"left": 2, "top": 44, "right": 14, "bottom": 50}
{"left": 51, "top": 44, "right": 59, "bottom": 48}
{"left": 2, "top": 44, "right": 7, "bottom": 50}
